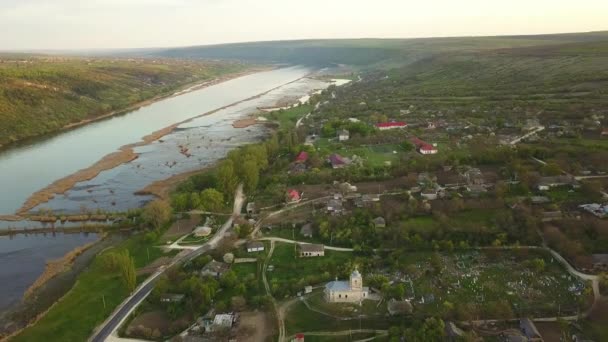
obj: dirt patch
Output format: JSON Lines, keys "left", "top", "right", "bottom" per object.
{"left": 534, "top": 322, "right": 564, "bottom": 342}
{"left": 135, "top": 169, "right": 209, "bottom": 201}
{"left": 161, "top": 214, "right": 202, "bottom": 241}
{"left": 236, "top": 311, "right": 274, "bottom": 342}
{"left": 233, "top": 117, "right": 259, "bottom": 128}
{"left": 126, "top": 311, "right": 171, "bottom": 339}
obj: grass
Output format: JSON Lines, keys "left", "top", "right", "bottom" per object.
{"left": 284, "top": 299, "right": 399, "bottom": 336}
{"left": 268, "top": 242, "right": 352, "bottom": 296}
{"left": 265, "top": 104, "right": 312, "bottom": 128}
{"left": 12, "top": 233, "right": 171, "bottom": 342}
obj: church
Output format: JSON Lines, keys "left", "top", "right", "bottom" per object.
{"left": 324, "top": 268, "right": 369, "bottom": 303}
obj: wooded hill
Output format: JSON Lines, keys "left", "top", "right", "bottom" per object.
{"left": 150, "top": 31, "right": 608, "bottom": 67}
{"left": 0, "top": 57, "right": 247, "bottom": 147}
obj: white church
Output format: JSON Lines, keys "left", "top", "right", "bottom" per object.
{"left": 324, "top": 268, "right": 369, "bottom": 303}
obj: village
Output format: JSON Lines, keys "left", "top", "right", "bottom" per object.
{"left": 108, "top": 71, "right": 608, "bottom": 342}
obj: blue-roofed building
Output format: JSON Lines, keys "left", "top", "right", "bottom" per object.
{"left": 324, "top": 268, "right": 369, "bottom": 303}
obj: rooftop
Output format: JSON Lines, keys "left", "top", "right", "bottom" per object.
{"left": 299, "top": 243, "right": 324, "bottom": 252}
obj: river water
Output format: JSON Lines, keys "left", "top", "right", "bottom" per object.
{"left": 0, "top": 66, "right": 345, "bottom": 313}
{"left": 0, "top": 66, "right": 314, "bottom": 216}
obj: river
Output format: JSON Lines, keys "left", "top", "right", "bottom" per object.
{"left": 0, "top": 66, "right": 345, "bottom": 314}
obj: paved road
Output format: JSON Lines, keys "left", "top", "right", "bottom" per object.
{"left": 89, "top": 185, "right": 244, "bottom": 342}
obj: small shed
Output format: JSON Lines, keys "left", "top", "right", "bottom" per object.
{"left": 160, "top": 293, "right": 185, "bottom": 303}
{"left": 338, "top": 129, "right": 350, "bottom": 141}
{"left": 246, "top": 202, "right": 256, "bottom": 215}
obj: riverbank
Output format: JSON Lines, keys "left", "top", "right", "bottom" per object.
{"left": 0, "top": 233, "right": 123, "bottom": 340}
{"left": 0, "top": 66, "right": 272, "bottom": 152}
{"left": 14, "top": 71, "right": 311, "bottom": 217}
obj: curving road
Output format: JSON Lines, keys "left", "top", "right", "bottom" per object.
{"left": 89, "top": 185, "right": 244, "bottom": 342}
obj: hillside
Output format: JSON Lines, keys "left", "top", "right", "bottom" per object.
{"left": 0, "top": 57, "right": 248, "bottom": 147}
{"left": 150, "top": 31, "right": 608, "bottom": 67}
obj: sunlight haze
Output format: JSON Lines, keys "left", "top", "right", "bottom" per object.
{"left": 2, "top": 0, "right": 608, "bottom": 50}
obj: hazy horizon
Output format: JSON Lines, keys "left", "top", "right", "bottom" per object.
{"left": 2, "top": 0, "right": 608, "bottom": 51}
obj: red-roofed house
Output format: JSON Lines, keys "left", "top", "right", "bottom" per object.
{"left": 287, "top": 190, "right": 301, "bottom": 203}
{"left": 295, "top": 151, "right": 309, "bottom": 163}
{"left": 328, "top": 154, "right": 350, "bottom": 169}
{"left": 375, "top": 121, "right": 407, "bottom": 130}
{"left": 411, "top": 137, "right": 438, "bottom": 155}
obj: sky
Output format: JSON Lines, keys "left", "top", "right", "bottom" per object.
{"left": 1, "top": 0, "right": 608, "bottom": 50}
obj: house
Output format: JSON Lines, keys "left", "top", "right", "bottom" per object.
{"left": 387, "top": 299, "right": 413, "bottom": 315}
{"left": 304, "top": 286, "right": 313, "bottom": 294}
{"left": 286, "top": 189, "right": 301, "bottom": 203}
{"left": 327, "top": 198, "right": 344, "bottom": 215}
{"left": 338, "top": 129, "right": 350, "bottom": 141}
{"left": 325, "top": 268, "right": 369, "bottom": 303}
{"left": 541, "top": 210, "right": 563, "bottom": 222}
{"left": 293, "top": 333, "right": 305, "bottom": 342}
{"left": 602, "top": 128, "right": 608, "bottom": 136}
{"left": 375, "top": 121, "right": 407, "bottom": 130}
{"left": 467, "top": 184, "right": 486, "bottom": 195}
{"left": 299, "top": 243, "right": 325, "bottom": 257}
{"left": 201, "top": 260, "right": 230, "bottom": 278}
{"left": 246, "top": 202, "right": 256, "bottom": 215}
{"left": 537, "top": 175, "right": 577, "bottom": 191}
{"left": 160, "top": 293, "right": 185, "bottom": 303}
{"left": 193, "top": 226, "right": 212, "bottom": 237}
{"left": 361, "top": 194, "right": 380, "bottom": 203}
{"left": 328, "top": 154, "right": 350, "bottom": 169}
{"left": 592, "top": 254, "right": 608, "bottom": 272}
{"left": 295, "top": 151, "right": 309, "bottom": 164}
{"left": 579, "top": 203, "right": 608, "bottom": 218}
{"left": 247, "top": 241, "right": 265, "bottom": 253}
{"left": 411, "top": 137, "right": 438, "bottom": 155}
{"left": 421, "top": 189, "right": 438, "bottom": 200}
{"left": 372, "top": 217, "right": 386, "bottom": 228}
{"left": 207, "top": 313, "right": 235, "bottom": 332}
{"left": 530, "top": 196, "right": 550, "bottom": 204}
{"left": 520, "top": 318, "right": 543, "bottom": 342}
{"left": 300, "top": 223, "right": 313, "bottom": 238}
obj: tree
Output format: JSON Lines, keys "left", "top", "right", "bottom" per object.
{"left": 242, "top": 159, "right": 260, "bottom": 193}
{"left": 199, "top": 188, "right": 224, "bottom": 212}
{"left": 142, "top": 200, "right": 172, "bottom": 231}
{"left": 217, "top": 159, "right": 238, "bottom": 196}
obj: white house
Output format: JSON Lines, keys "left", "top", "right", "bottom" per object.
{"left": 338, "top": 129, "right": 350, "bottom": 141}
{"left": 324, "top": 268, "right": 369, "bottom": 303}
{"left": 246, "top": 241, "right": 265, "bottom": 252}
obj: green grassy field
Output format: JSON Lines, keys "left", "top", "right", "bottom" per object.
{"left": 268, "top": 242, "right": 352, "bottom": 297}
{"left": 12, "top": 234, "right": 172, "bottom": 342}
